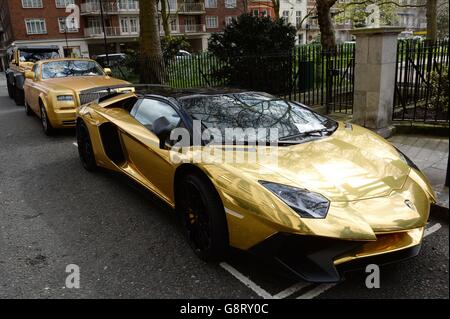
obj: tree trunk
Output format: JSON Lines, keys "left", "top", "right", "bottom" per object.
{"left": 426, "top": 0, "right": 437, "bottom": 42}
{"left": 139, "top": 0, "right": 165, "bottom": 84}
{"left": 160, "top": 0, "right": 171, "bottom": 37}
{"left": 316, "top": 0, "right": 337, "bottom": 54}
{"left": 271, "top": 0, "right": 280, "bottom": 20}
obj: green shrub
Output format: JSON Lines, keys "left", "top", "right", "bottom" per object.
{"left": 429, "top": 67, "right": 449, "bottom": 112}
{"left": 208, "top": 14, "right": 297, "bottom": 94}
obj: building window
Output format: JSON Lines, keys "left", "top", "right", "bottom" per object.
{"left": 225, "top": 0, "right": 236, "bottom": 9}
{"left": 55, "top": 0, "right": 74, "bottom": 8}
{"left": 252, "top": 9, "right": 259, "bottom": 16}
{"left": 169, "top": 16, "right": 178, "bottom": 32}
{"left": 118, "top": 0, "right": 139, "bottom": 10}
{"left": 282, "top": 10, "right": 289, "bottom": 20}
{"left": 22, "top": 0, "right": 43, "bottom": 8}
{"left": 205, "top": 0, "right": 217, "bottom": 8}
{"left": 167, "top": 0, "right": 177, "bottom": 10}
{"left": 58, "top": 17, "right": 78, "bottom": 32}
{"left": 225, "top": 16, "right": 235, "bottom": 26}
{"left": 205, "top": 16, "right": 218, "bottom": 29}
{"left": 25, "top": 18, "right": 47, "bottom": 34}
{"left": 296, "top": 11, "right": 302, "bottom": 27}
{"left": 120, "top": 17, "right": 139, "bottom": 34}
{"left": 261, "top": 9, "right": 267, "bottom": 17}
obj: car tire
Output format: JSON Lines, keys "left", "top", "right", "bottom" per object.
{"left": 178, "top": 173, "right": 228, "bottom": 261}
{"left": 76, "top": 120, "right": 97, "bottom": 171}
{"left": 7, "top": 82, "right": 14, "bottom": 99}
{"left": 14, "top": 88, "right": 25, "bottom": 106}
{"left": 25, "top": 101, "right": 33, "bottom": 116}
{"left": 40, "top": 103, "right": 54, "bottom": 136}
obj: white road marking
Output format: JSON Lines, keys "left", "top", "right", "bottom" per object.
{"left": 73, "top": 142, "right": 78, "bottom": 147}
{"left": 424, "top": 223, "right": 442, "bottom": 238}
{"left": 220, "top": 262, "right": 273, "bottom": 299}
{"left": 296, "top": 284, "right": 337, "bottom": 299}
{"left": 273, "top": 282, "right": 311, "bottom": 299}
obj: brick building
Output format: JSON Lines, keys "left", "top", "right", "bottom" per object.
{"left": 0, "top": 0, "right": 248, "bottom": 66}
{"left": 0, "top": 0, "right": 309, "bottom": 68}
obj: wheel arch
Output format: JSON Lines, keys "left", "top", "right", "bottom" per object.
{"left": 173, "top": 164, "right": 224, "bottom": 210}
{"left": 38, "top": 94, "right": 49, "bottom": 113}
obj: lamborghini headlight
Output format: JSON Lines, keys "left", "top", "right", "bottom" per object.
{"left": 57, "top": 95, "right": 74, "bottom": 102}
{"left": 260, "top": 181, "right": 330, "bottom": 219}
{"left": 395, "top": 147, "right": 420, "bottom": 171}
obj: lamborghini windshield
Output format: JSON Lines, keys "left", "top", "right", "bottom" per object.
{"left": 179, "top": 93, "right": 338, "bottom": 142}
{"left": 42, "top": 60, "right": 104, "bottom": 79}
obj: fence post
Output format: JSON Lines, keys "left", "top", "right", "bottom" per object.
{"left": 351, "top": 27, "right": 404, "bottom": 138}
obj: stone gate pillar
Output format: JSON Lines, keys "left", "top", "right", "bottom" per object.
{"left": 351, "top": 27, "right": 404, "bottom": 138}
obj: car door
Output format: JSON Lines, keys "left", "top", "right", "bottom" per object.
{"left": 119, "top": 98, "right": 184, "bottom": 204}
{"left": 24, "top": 64, "right": 40, "bottom": 113}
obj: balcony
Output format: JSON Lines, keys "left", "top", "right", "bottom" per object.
{"left": 85, "top": 24, "right": 206, "bottom": 38}
{"left": 84, "top": 26, "right": 138, "bottom": 38}
{"left": 178, "top": 24, "right": 206, "bottom": 33}
{"left": 161, "top": 24, "right": 206, "bottom": 34}
{"left": 81, "top": 1, "right": 139, "bottom": 15}
{"left": 178, "top": 2, "right": 205, "bottom": 14}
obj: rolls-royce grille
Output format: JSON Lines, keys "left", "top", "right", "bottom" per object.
{"left": 79, "top": 91, "right": 114, "bottom": 106}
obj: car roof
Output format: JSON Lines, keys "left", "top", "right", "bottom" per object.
{"left": 37, "top": 58, "right": 96, "bottom": 64}
{"left": 12, "top": 45, "right": 60, "bottom": 50}
{"left": 97, "top": 53, "right": 126, "bottom": 57}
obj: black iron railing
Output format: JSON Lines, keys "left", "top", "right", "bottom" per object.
{"left": 393, "top": 39, "right": 449, "bottom": 124}
{"left": 110, "top": 43, "right": 355, "bottom": 114}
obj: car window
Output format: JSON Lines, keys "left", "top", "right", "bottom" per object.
{"left": 132, "top": 99, "right": 181, "bottom": 133}
{"left": 42, "top": 60, "right": 104, "bottom": 79}
{"left": 179, "top": 93, "right": 335, "bottom": 142}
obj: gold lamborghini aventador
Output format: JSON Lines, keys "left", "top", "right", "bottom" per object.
{"left": 75, "top": 85, "right": 436, "bottom": 282}
{"left": 23, "top": 58, "right": 131, "bottom": 135}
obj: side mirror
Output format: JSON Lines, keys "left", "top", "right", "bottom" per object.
{"left": 104, "top": 68, "right": 112, "bottom": 76}
{"left": 25, "top": 71, "right": 35, "bottom": 80}
{"left": 153, "top": 116, "right": 172, "bottom": 149}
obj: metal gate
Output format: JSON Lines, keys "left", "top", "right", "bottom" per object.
{"left": 393, "top": 39, "right": 449, "bottom": 124}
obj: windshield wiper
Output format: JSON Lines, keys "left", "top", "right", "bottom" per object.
{"left": 278, "top": 128, "right": 332, "bottom": 141}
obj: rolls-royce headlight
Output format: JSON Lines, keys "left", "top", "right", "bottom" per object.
{"left": 57, "top": 95, "right": 74, "bottom": 102}
{"left": 259, "top": 181, "right": 330, "bottom": 219}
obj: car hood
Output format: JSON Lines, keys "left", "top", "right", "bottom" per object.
{"left": 41, "top": 76, "right": 130, "bottom": 93}
{"left": 210, "top": 123, "right": 410, "bottom": 203}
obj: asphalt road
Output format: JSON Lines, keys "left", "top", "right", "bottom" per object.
{"left": 0, "top": 81, "right": 448, "bottom": 299}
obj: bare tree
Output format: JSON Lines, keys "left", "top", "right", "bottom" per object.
{"left": 160, "top": 0, "right": 171, "bottom": 37}
{"left": 139, "top": 0, "right": 165, "bottom": 83}
{"left": 316, "top": 0, "right": 338, "bottom": 53}
{"left": 426, "top": 0, "right": 437, "bottom": 41}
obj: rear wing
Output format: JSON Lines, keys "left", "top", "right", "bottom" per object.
{"left": 78, "top": 84, "right": 172, "bottom": 106}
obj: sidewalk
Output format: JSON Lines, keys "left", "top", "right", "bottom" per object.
{"left": 389, "top": 134, "right": 449, "bottom": 209}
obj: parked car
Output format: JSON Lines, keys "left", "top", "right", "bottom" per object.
{"left": 5, "top": 45, "right": 61, "bottom": 106}
{"left": 23, "top": 58, "right": 132, "bottom": 135}
{"left": 176, "top": 50, "right": 192, "bottom": 60}
{"left": 95, "top": 53, "right": 127, "bottom": 67}
{"left": 76, "top": 86, "right": 436, "bottom": 282}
